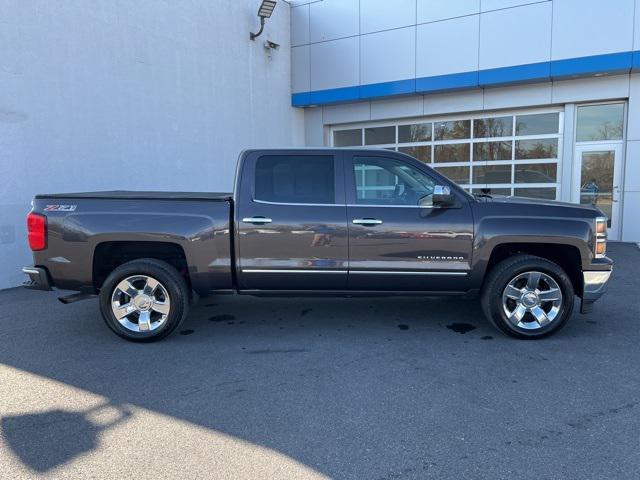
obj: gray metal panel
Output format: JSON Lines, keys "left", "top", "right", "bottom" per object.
{"left": 423, "top": 90, "right": 483, "bottom": 116}
{"left": 360, "top": 27, "right": 416, "bottom": 85}
{"left": 481, "top": 0, "right": 548, "bottom": 12}
{"left": 621, "top": 192, "right": 640, "bottom": 240}
{"left": 292, "top": 45, "right": 310, "bottom": 93}
{"left": 322, "top": 102, "right": 371, "bottom": 125}
{"left": 417, "top": 0, "right": 479, "bottom": 24}
{"left": 552, "top": 0, "right": 634, "bottom": 60}
{"left": 551, "top": 75, "right": 630, "bottom": 104}
{"left": 309, "top": 0, "right": 359, "bottom": 43}
{"left": 483, "top": 83, "right": 552, "bottom": 110}
{"left": 310, "top": 37, "right": 360, "bottom": 91}
{"left": 370, "top": 96, "right": 424, "bottom": 121}
{"left": 304, "top": 107, "right": 325, "bottom": 146}
{"left": 635, "top": 0, "right": 640, "bottom": 50}
{"left": 627, "top": 74, "right": 640, "bottom": 141}
{"left": 417, "top": 15, "right": 479, "bottom": 78}
{"left": 624, "top": 141, "right": 640, "bottom": 191}
{"left": 360, "top": 0, "right": 416, "bottom": 34}
{"left": 290, "top": 3, "right": 310, "bottom": 46}
{"left": 479, "top": 2, "right": 552, "bottom": 70}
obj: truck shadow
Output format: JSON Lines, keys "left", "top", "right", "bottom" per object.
{"left": 0, "top": 244, "right": 637, "bottom": 477}
{"left": 1, "top": 402, "right": 131, "bottom": 472}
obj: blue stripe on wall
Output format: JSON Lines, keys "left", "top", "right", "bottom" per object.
{"left": 359, "top": 78, "right": 416, "bottom": 100}
{"left": 292, "top": 50, "right": 637, "bottom": 107}
{"left": 415, "top": 71, "right": 478, "bottom": 93}
{"left": 307, "top": 85, "right": 360, "bottom": 106}
{"left": 550, "top": 51, "right": 633, "bottom": 78}
{"left": 479, "top": 61, "right": 550, "bottom": 86}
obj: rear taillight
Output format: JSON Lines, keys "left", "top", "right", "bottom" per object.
{"left": 27, "top": 212, "right": 47, "bottom": 251}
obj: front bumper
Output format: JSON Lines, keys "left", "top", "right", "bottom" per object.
{"left": 22, "top": 266, "right": 53, "bottom": 291}
{"left": 580, "top": 269, "right": 612, "bottom": 313}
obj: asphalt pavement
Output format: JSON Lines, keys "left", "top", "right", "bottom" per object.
{"left": 0, "top": 243, "right": 639, "bottom": 479}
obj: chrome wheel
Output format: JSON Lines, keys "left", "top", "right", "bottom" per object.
{"left": 110, "top": 275, "right": 171, "bottom": 333}
{"left": 502, "top": 271, "right": 563, "bottom": 330}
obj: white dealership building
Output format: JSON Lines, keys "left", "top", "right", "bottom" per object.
{"left": 1, "top": 0, "right": 640, "bottom": 288}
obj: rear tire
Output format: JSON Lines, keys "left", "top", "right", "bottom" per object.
{"left": 481, "top": 254, "right": 574, "bottom": 339}
{"left": 99, "top": 259, "right": 190, "bottom": 342}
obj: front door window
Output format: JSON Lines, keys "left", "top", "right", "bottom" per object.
{"left": 354, "top": 156, "right": 435, "bottom": 206}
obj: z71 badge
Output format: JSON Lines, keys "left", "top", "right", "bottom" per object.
{"left": 44, "top": 205, "right": 77, "bottom": 212}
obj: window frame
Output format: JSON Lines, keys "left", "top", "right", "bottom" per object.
{"left": 342, "top": 150, "right": 466, "bottom": 208}
{"left": 250, "top": 152, "right": 344, "bottom": 206}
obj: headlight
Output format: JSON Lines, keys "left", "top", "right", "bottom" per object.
{"left": 595, "top": 217, "right": 607, "bottom": 258}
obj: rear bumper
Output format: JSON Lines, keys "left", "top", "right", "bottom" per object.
{"left": 22, "top": 266, "right": 53, "bottom": 291}
{"left": 580, "top": 269, "right": 612, "bottom": 313}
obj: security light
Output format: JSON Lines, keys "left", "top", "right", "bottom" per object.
{"left": 258, "top": 0, "right": 277, "bottom": 18}
{"left": 250, "top": 0, "right": 277, "bottom": 41}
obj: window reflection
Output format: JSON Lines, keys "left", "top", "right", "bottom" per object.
{"left": 515, "top": 113, "right": 559, "bottom": 135}
{"left": 514, "top": 163, "right": 557, "bottom": 183}
{"left": 434, "top": 143, "right": 470, "bottom": 162}
{"left": 473, "top": 141, "right": 512, "bottom": 161}
{"left": 472, "top": 165, "right": 512, "bottom": 184}
{"left": 434, "top": 166, "right": 470, "bottom": 184}
{"left": 580, "top": 151, "right": 614, "bottom": 227}
{"left": 398, "top": 123, "right": 431, "bottom": 142}
{"left": 398, "top": 145, "right": 431, "bottom": 162}
{"left": 515, "top": 138, "right": 558, "bottom": 159}
{"left": 474, "top": 116, "right": 513, "bottom": 138}
{"left": 576, "top": 104, "right": 624, "bottom": 142}
{"left": 333, "top": 129, "right": 361, "bottom": 147}
{"left": 514, "top": 187, "right": 556, "bottom": 200}
{"left": 434, "top": 120, "right": 470, "bottom": 140}
{"left": 365, "top": 126, "right": 395, "bottom": 145}
{"left": 473, "top": 187, "right": 511, "bottom": 196}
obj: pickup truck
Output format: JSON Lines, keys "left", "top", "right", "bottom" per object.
{"left": 23, "top": 148, "right": 613, "bottom": 341}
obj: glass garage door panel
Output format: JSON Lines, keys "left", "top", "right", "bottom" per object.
{"left": 332, "top": 110, "right": 562, "bottom": 198}
{"left": 578, "top": 151, "right": 614, "bottom": 227}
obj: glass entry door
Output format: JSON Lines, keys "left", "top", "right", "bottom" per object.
{"left": 573, "top": 143, "right": 623, "bottom": 240}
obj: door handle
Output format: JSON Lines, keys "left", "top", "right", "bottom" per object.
{"left": 613, "top": 185, "right": 620, "bottom": 202}
{"left": 352, "top": 218, "right": 383, "bottom": 226}
{"left": 242, "top": 216, "right": 273, "bottom": 224}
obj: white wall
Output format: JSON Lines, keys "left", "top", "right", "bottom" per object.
{"left": 0, "top": 0, "right": 303, "bottom": 289}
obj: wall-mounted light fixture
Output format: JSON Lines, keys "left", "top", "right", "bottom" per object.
{"left": 250, "top": 0, "right": 277, "bottom": 41}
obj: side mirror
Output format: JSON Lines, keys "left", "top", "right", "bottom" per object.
{"left": 432, "top": 185, "right": 455, "bottom": 207}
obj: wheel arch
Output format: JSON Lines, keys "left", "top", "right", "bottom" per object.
{"left": 92, "top": 241, "right": 190, "bottom": 291}
{"left": 483, "top": 243, "right": 583, "bottom": 296}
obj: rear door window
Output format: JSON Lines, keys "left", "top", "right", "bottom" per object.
{"left": 254, "top": 155, "right": 335, "bottom": 204}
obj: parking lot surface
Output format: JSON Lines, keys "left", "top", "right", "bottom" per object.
{"left": 0, "top": 243, "right": 639, "bottom": 479}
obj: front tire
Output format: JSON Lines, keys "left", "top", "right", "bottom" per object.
{"left": 481, "top": 254, "right": 574, "bottom": 339}
{"left": 99, "top": 259, "right": 190, "bottom": 342}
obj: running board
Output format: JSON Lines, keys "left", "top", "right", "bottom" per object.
{"left": 58, "top": 292, "right": 97, "bottom": 304}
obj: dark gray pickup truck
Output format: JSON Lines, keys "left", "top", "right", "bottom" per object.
{"left": 23, "top": 148, "right": 612, "bottom": 341}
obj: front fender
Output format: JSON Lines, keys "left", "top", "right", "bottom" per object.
{"left": 470, "top": 216, "right": 594, "bottom": 286}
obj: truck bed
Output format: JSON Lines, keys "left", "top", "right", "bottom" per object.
{"left": 30, "top": 192, "right": 234, "bottom": 294}
{"left": 34, "top": 191, "right": 233, "bottom": 201}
